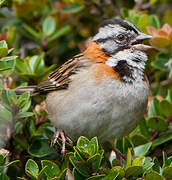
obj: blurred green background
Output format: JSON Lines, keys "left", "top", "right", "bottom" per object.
{"left": 0, "top": 0, "right": 172, "bottom": 179}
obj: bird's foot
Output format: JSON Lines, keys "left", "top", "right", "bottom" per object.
{"left": 51, "top": 129, "right": 73, "bottom": 156}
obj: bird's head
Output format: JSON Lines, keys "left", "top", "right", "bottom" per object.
{"left": 93, "top": 19, "right": 152, "bottom": 56}
{"left": 85, "top": 19, "right": 152, "bottom": 83}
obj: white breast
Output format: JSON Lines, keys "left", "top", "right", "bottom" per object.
{"left": 46, "top": 65, "right": 149, "bottom": 142}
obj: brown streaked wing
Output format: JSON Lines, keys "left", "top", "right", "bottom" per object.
{"left": 36, "top": 53, "right": 93, "bottom": 93}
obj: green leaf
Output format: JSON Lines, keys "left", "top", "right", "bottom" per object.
{"left": 126, "top": 166, "right": 143, "bottom": 177}
{"left": 152, "top": 132, "right": 172, "bottom": 147}
{"left": 163, "top": 151, "right": 168, "bottom": 167}
{"left": 0, "top": 154, "right": 5, "bottom": 165}
{"left": 61, "top": 4, "right": 85, "bottom": 13}
{"left": 147, "top": 116, "right": 168, "bottom": 131}
{"left": 77, "top": 136, "right": 89, "bottom": 149}
{"left": 130, "top": 134, "right": 148, "bottom": 146}
{"left": 25, "top": 159, "right": 39, "bottom": 179}
{"left": 126, "top": 148, "right": 132, "bottom": 168}
{"left": 152, "top": 157, "right": 161, "bottom": 173}
{"left": 38, "top": 64, "right": 55, "bottom": 79}
{"left": 87, "top": 154, "right": 102, "bottom": 172}
{"left": 5, "top": 160, "right": 19, "bottom": 168}
{"left": 0, "top": 67, "right": 12, "bottom": 72}
{"left": 27, "top": 55, "right": 44, "bottom": 74}
{"left": 102, "top": 169, "right": 119, "bottom": 180}
{"left": 14, "top": 121, "right": 23, "bottom": 134}
{"left": 86, "top": 174, "right": 106, "bottom": 180}
{"left": 115, "top": 137, "right": 132, "bottom": 154}
{"left": 21, "top": 99, "right": 31, "bottom": 112}
{"left": 15, "top": 59, "right": 31, "bottom": 74}
{"left": 22, "top": 23, "right": 40, "bottom": 39}
{"left": 90, "top": 137, "right": 99, "bottom": 154}
{"left": 112, "top": 159, "right": 121, "bottom": 166}
{"left": 132, "top": 157, "right": 143, "bottom": 166}
{"left": 145, "top": 171, "right": 163, "bottom": 180}
{"left": 0, "top": 108, "right": 12, "bottom": 123}
{"left": 37, "top": 166, "right": 48, "bottom": 178}
{"left": 112, "top": 166, "right": 125, "bottom": 178}
{"left": 17, "top": 178, "right": 27, "bottom": 180}
{"left": 17, "top": 91, "right": 30, "bottom": 102}
{"left": 148, "top": 98, "right": 160, "bottom": 116}
{"left": 16, "top": 112, "right": 34, "bottom": 119}
{"left": 150, "top": 15, "right": 160, "bottom": 29}
{"left": 17, "top": 92, "right": 31, "bottom": 112}
{"left": 0, "top": 40, "right": 8, "bottom": 48}
{"left": 85, "top": 138, "right": 99, "bottom": 156}
{"left": 164, "top": 10, "right": 172, "bottom": 26}
{"left": 142, "top": 157, "right": 154, "bottom": 173}
{"left": 0, "top": 40, "right": 8, "bottom": 57}
{"left": 41, "top": 160, "right": 60, "bottom": 178}
{"left": 0, "top": 56, "right": 17, "bottom": 62}
{"left": 28, "top": 139, "right": 55, "bottom": 158}
{"left": 13, "top": 134, "right": 28, "bottom": 150}
{"left": 120, "top": 8, "right": 129, "bottom": 18}
{"left": 139, "top": 118, "right": 150, "bottom": 139}
{"left": 69, "top": 156, "right": 89, "bottom": 177}
{"left": 0, "top": 78, "right": 3, "bottom": 89}
{"left": 166, "top": 90, "right": 172, "bottom": 103}
{"left": 43, "top": 16, "right": 56, "bottom": 36}
{"left": 151, "top": 53, "right": 170, "bottom": 72}
{"left": 134, "top": 142, "right": 152, "bottom": 156}
{"left": 48, "top": 25, "right": 71, "bottom": 42}
{"left": 57, "top": 168, "right": 68, "bottom": 180}
{"left": 126, "top": 11, "right": 139, "bottom": 25}
{"left": 25, "top": 170, "right": 37, "bottom": 180}
{"left": 0, "top": 56, "right": 16, "bottom": 75}
{"left": 162, "top": 166, "right": 172, "bottom": 179}
{"left": 8, "top": 48, "right": 14, "bottom": 54}
{"left": 159, "top": 100, "right": 172, "bottom": 117}
{"left": 73, "top": 168, "right": 85, "bottom": 179}
{"left": 1, "top": 90, "right": 11, "bottom": 111}
{"left": 74, "top": 146, "right": 85, "bottom": 162}
{"left": 137, "top": 14, "right": 151, "bottom": 33}
{"left": 7, "top": 89, "right": 17, "bottom": 104}
{"left": 28, "top": 119, "right": 36, "bottom": 136}
{"left": 0, "top": 173, "right": 9, "bottom": 180}
{"left": 167, "top": 156, "right": 172, "bottom": 166}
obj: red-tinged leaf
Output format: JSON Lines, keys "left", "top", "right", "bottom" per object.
{"left": 161, "top": 24, "right": 172, "bottom": 35}
{"left": 147, "top": 26, "right": 158, "bottom": 36}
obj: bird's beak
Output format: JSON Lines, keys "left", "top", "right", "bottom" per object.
{"left": 136, "top": 33, "right": 152, "bottom": 41}
{"left": 131, "top": 32, "right": 153, "bottom": 51}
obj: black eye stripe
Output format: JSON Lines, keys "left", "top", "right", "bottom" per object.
{"left": 95, "top": 34, "right": 130, "bottom": 43}
{"left": 94, "top": 36, "right": 115, "bottom": 43}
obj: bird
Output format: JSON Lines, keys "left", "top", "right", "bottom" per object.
{"left": 15, "top": 19, "right": 152, "bottom": 154}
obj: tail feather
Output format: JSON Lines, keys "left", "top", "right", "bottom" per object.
{"left": 14, "top": 85, "right": 38, "bottom": 96}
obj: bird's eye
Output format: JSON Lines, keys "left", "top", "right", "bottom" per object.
{"left": 117, "top": 34, "right": 126, "bottom": 41}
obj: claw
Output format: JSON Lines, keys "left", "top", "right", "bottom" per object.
{"left": 51, "top": 129, "right": 73, "bottom": 156}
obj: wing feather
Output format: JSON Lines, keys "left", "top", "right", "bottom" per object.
{"left": 36, "top": 53, "right": 93, "bottom": 93}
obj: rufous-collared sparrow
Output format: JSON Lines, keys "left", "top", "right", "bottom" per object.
{"left": 16, "top": 19, "right": 152, "bottom": 152}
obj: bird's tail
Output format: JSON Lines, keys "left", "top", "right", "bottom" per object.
{"left": 14, "top": 85, "right": 38, "bottom": 96}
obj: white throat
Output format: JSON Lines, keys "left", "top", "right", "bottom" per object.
{"left": 106, "top": 49, "right": 148, "bottom": 83}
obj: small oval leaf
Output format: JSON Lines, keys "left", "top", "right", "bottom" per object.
{"left": 43, "top": 16, "right": 56, "bottom": 36}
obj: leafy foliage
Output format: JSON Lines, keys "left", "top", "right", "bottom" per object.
{"left": 0, "top": 0, "right": 171, "bottom": 179}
